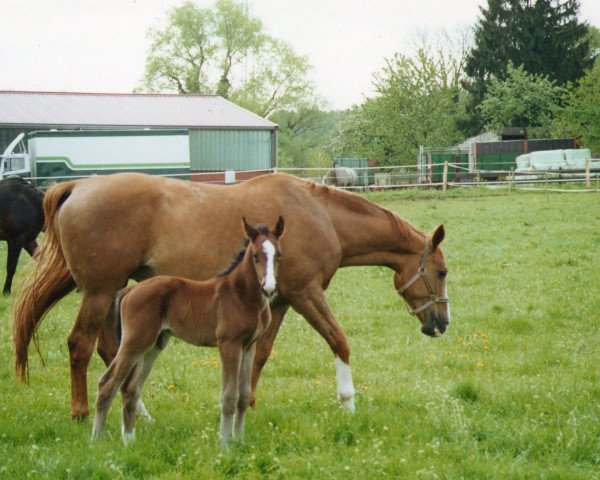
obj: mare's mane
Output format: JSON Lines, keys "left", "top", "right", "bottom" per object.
{"left": 217, "top": 224, "right": 271, "bottom": 277}
{"left": 302, "top": 179, "right": 424, "bottom": 243}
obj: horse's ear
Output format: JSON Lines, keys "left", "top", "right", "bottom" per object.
{"left": 243, "top": 217, "right": 259, "bottom": 242}
{"left": 431, "top": 224, "right": 445, "bottom": 250}
{"left": 273, "top": 216, "right": 285, "bottom": 238}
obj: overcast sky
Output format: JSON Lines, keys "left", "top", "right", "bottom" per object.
{"left": 2, "top": 0, "right": 599, "bottom": 110}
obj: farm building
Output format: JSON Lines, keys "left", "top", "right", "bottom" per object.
{"left": 0, "top": 91, "right": 278, "bottom": 181}
{"left": 419, "top": 134, "right": 578, "bottom": 182}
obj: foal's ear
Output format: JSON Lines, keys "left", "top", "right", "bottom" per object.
{"left": 243, "top": 217, "right": 259, "bottom": 242}
{"left": 273, "top": 215, "right": 285, "bottom": 238}
{"left": 431, "top": 224, "right": 445, "bottom": 250}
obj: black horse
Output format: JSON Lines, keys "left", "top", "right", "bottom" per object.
{"left": 0, "top": 177, "right": 44, "bottom": 294}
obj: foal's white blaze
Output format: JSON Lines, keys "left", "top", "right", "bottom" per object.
{"left": 262, "top": 239, "right": 277, "bottom": 295}
{"left": 335, "top": 356, "right": 356, "bottom": 412}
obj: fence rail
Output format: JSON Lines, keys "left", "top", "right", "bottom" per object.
{"left": 16, "top": 161, "right": 600, "bottom": 194}
{"left": 277, "top": 161, "right": 600, "bottom": 193}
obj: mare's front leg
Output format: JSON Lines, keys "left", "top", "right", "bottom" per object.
{"left": 234, "top": 343, "right": 256, "bottom": 440}
{"left": 218, "top": 340, "right": 242, "bottom": 445}
{"left": 68, "top": 290, "right": 115, "bottom": 420}
{"left": 290, "top": 286, "right": 355, "bottom": 412}
{"left": 249, "top": 303, "right": 290, "bottom": 408}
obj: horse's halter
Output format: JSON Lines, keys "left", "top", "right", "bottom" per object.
{"left": 397, "top": 238, "right": 449, "bottom": 316}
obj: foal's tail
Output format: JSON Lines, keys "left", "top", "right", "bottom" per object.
{"left": 13, "top": 181, "right": 78, "bottom": 382}
{"left": 111, "top": 285, "right": 135, "bottom": 345}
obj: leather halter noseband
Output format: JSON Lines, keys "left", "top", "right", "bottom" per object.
{"left": 397, "top": 238, "right": 449, "bottom": 315}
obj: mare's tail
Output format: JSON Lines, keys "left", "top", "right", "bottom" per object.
{"left": 13, "top": 181, "right": 78, "bottom": 382}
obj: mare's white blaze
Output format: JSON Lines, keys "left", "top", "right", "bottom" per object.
{"left": 335, "top": 356, "right": 356, "bottom": 412}
{"left": 262, "top": 239, "right": 277, "bottom": 295}
{"left": 445, "top": 285, "right": 451, "bottom": 323}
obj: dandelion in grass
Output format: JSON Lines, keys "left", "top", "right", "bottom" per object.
{"left": 476, "top": 362, "right": 484, "bottom": 369}
{"left": 167, "top": 383, "right": 176, "bottom": 391}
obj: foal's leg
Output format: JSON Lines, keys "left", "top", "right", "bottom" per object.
{"left": 234, "top": 343, "right": 256, "bottom": 440}
{"left": 122, "top": 333, "right": 171, "bottom": 434}
{"left": 92, "top": 353, "right": 140, "bottom": 440}
{"left": 120, "top": 362, "right": 144, "bottom": 444}
{"left": 291, "top": 287, "right": 355, "bottom": 412}
{"left": 218, "top": 340, "right": 242, "bottom": 445}
{"left": 97, "top": 296, "right": 154, "bottom": 422}
{"left": 249, "top": 303, "right": 290, "bottom": 408}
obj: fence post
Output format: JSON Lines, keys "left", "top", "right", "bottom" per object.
{"left": 443, "top": 161, "right": 448, "bottom": 193}
{"left": 364, "top": 167, "right": 369, "bottom": 192}
{"left": 585, "top": 159, "right": 590, "bottom": 189}
{"left": 508, "top": 167, "right": 513, "bottom": 195}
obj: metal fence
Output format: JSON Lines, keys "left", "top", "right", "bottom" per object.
{"left": 15, "top": 161, "right": 600, "bottom": 195}
{"left": 276, "top": 161, "right": 600, "bottom": 194}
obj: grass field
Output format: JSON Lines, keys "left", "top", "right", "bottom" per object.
{"left": 0, "top": 187, "right": 599, "bottom": 479}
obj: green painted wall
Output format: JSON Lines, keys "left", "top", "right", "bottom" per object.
{"left": 189, "top": 129, "right": 274, "bottom": 171}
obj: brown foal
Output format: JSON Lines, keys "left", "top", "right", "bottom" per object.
{"left": 92, "top": 217, "right": 284, "bottom": 445}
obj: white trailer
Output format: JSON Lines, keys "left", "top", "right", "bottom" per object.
{"left": 0, "top": 129, "right": 191, "bottom": 185}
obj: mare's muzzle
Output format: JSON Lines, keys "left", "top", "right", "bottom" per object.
{"left": 420, "top": 312, "right": 448, "bottom": 337}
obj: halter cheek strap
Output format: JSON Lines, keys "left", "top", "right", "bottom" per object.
{"left": 397, "top": 238, "right": 449, "bottom": 316}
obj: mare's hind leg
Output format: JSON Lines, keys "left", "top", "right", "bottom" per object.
{"left": 97, "top": 299, "right": 120, "bottom": 367}
{"left": 68, "top": 290, "right": 117, "bottom": 420}
{"left": 290, "top": 286, "right": 355, "bottom": 412}
{"left": 4, "top": 238, "right": 24, "bottom": 295}
{"left": 234, "top": 343, "right": 256, "bottom": 440}
{"left": 218, "top": 340, "right": 242, "bottom": 445}
{"left": 249, "top": 303, "right": 290, "bottom": 408}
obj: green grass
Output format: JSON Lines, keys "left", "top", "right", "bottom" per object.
{"left": 1, "top": 187, "right": 599, "bottom": 479}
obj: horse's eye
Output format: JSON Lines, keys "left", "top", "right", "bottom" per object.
{"left": 438, "top": 270, "right": 447, "bottom": 279}
{"left": 276, "top": 252, "right": 282, "bottom": 259}
{"left": 253, "top": 254, "right": 259, "bottom": 262}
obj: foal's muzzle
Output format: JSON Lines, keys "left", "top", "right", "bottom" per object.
{"left": 262, "top": 284, "right": 276, "bottom": 298}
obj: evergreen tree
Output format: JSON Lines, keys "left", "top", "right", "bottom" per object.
{"left": 463, "top": 0, "right": 592, "bottom": 134}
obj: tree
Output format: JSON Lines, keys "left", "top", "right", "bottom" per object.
{"left": 331, "top": 43, "right": 467, "bottom": 166}
{"left": 552, "top": 60, "right": 600, "bottom": 155}
{"left": 140, "top": 0, "right": 318, "bottom": 117}
{"left": 230, "top": 39, "right": 317, "bottom": 118}
{"left": 463, "top": 0, "right": 593, "bottom": 133}
{"left": 479, "top": 62, "right": 565, "bottom": 136}
{"left": 270, "top": 108, "right": 340, "bottom": 168}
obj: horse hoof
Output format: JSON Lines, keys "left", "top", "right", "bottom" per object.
{"left": 71, "top": 411, "right": 89, "bottom": 422}
{"left": 136, "top": 400, "right": 154, "bottom": 422}
{"left": 338, "top": 394, "right": 355, "bottom": 413}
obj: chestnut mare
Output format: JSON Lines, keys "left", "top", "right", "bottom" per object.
{"left": 92, "top": 217, "right": 284, "bottom": 445}
{"left": 14, "top": 172, "right": 450, "bottom": 420}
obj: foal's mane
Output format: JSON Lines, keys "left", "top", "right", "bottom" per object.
{"left": 302, "top": 179, "right": 424, "bottom": 242}
{"left": 217, "top": 224, "right": 271, "bottom": 277}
